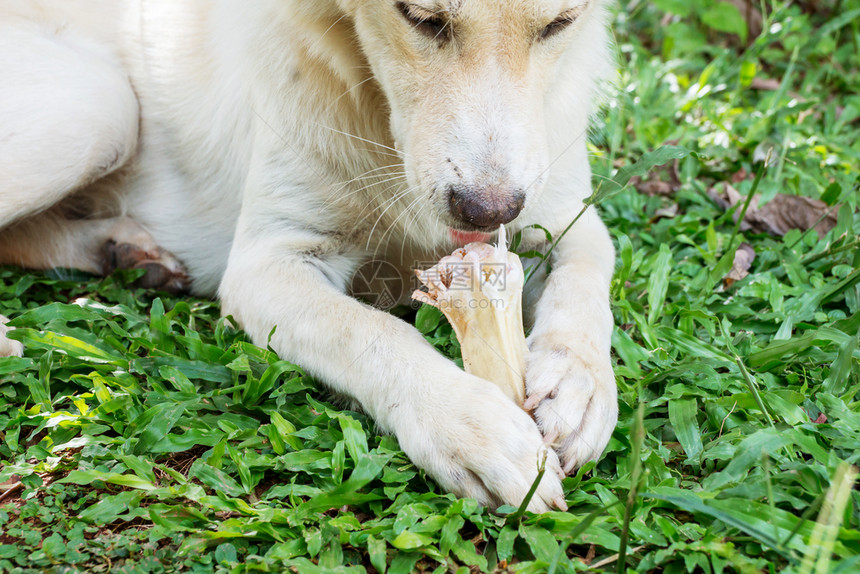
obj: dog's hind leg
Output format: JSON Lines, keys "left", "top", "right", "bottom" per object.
{"left": 0, "top": 24, "right": 188, "bottom": 292}
{"left": 0, "top": 23, "right": 139, "bottom": 229}
{"left": 0, "top": 214, "right": 190, "bottom": 293}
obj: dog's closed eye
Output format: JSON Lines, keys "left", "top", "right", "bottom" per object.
{"left": 540, "top": 5, "right": 588, "bottom": 40}
{"left": 396, "top": 2, "right": 451, "bottom": 42}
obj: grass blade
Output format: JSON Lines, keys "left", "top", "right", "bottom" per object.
{"left": 618, "top": 402, "right": 645, "bottom": 574}
{"left": 799, "top": 463, "right": 859, "bottom": 574}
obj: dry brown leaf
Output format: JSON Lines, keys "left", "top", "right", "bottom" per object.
{"left": 583, "top": 545, "right": 597, "bottom": 565}
{"left": 632, "top": 161, "right": 681, "bottom": 197}
{"left": 725, "top": 243, "right": 756, "bottom": 286}
{"left": 632, "top": 143, "right": 682, "bottom": 197}
{"left": 709, "top": 185, "right": 838, "bottom": 238}
{"left": 654, "top": 204, "right": 680, "bottom": 220}
{"left": 732, "top": 167, "right": 752, "bottom": 183}
{"left": 635, "top": 178, "right": 678, "bottom": 197}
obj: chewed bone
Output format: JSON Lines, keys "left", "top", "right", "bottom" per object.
{"left": 412, "top": 225, "right": 528, "bottom": 406}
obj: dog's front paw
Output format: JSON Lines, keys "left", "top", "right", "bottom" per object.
{"left": 397, "top": 375, "right": 566, "bottom": 513}
{"left": 524, "top": 342, "right": 617, "bottom": 474}
{"left": 0, "top": 316, "right": 24, "bottom": 358}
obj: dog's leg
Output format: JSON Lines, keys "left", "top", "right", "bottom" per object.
{"left": 0, "top": 316, "right": 24, "bottom": 358}
{"left": 0, "top": 26, "right": 187, "bottom": 291}
{"left": 0, "top": 215, "right": 190, "bottom": 293}
{"left": 0, "top": 24, "right": 139, "bottom": 229}
{"left": 524, "top": 209, "right": 618, "bottom": 473}
{"left": 220, "top": 224, "right": 566, "bottom": 512}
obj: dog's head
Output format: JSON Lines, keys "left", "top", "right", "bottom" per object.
{"left": 336, "top": 0, "right": 609, "bottom": 240}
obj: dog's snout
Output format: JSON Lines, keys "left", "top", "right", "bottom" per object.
{"left": 448, "top": 185, "right": 525, "bottom": 228}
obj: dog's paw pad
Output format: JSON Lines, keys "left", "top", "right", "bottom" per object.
{"left": 102, "top": 241, "right": 190, "bottom": 294}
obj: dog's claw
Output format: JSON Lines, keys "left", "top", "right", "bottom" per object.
{"left": 542, "top": 428, "right": 561, "bottom": 447}
{"left": 524, "top": 389, "right": 552, "bottom": 412}
{"left": 102, "top": 240, "right": 190, "bottom": 293}
{"left": 526, "top": 344, "right": 618, "bottom": 475}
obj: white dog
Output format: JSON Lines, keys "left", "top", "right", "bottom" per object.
{"left": 0, "top": 0, "right": 618, "bottom": 512}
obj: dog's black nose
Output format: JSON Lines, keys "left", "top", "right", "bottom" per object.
{"left": 448, "top": 185, "right": 525, "bottom": 228}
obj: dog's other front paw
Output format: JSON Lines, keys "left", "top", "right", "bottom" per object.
{"left": 524, "top": 342, "right": 617, "bottom": 474}
{"left": 396, "top": 374, "right": 567, "bottom": 513}
{"left": 0, "top": 316, "right": 24, "bottom": 358}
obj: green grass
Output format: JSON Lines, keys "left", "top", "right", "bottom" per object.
{"left": 1, "top": 1, "right": 859, "bottom": 572}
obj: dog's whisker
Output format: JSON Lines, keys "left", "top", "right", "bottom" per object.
{"left": 351, "top": 185, "right": 410, "bottom": 224}
{"left": 324, "top": 170, "right": 408, "bottom": 210}
{"left": 523, "top": 128, "right": 589, "bottom": 194}
{"left": 327, "top": 164, "right": 400, "bottom": 196}
{"left": 363, "top": 183, "right": 414, "bottom": 227}
{"left": 354, "top": 175, "right": 412, "bottom": 213}
{"left": 345, "top": 176, "right": 412, "bottom": 219}
{"left": 315, "top": 123, "right": 404, "bottom": 157}
{"left": 341, "top": 164, "right": 404, "bottom": 185}
{"left": 319, "top": 162, "right": 407, "bottom": 213}
{"left": 365, "top": 186, "right": 415, "bottom": 233}
{"left": 324, "top": 76, "right": 377, "bottom": 115}
{"left": 347, "top": 172, "right": 408, "bottom": 191}
{"left": 333, "top": 176, "right": 410, "bottom": 210}
{"left": 365, "top": 185, "right": 420, "bottom": 252}
{"left": 381, "top": 193, "right": 422, "bottom": 246}
{"left": 352, "top": 147, "right": 404, "bottom": 160}
{"left": 373, "top": 192, "right": 425, "bottom": 261}
{"left": 355, "top": 182, "right": 410, "bottom": 223}
{"left": 253, "top": 110, "right": 330, "bottom": 182}
{"left": 317, "top": 12, "right": 350, "bottom": 45}
{"left": 399, "top": 202, "right": 431, "bottom": 264}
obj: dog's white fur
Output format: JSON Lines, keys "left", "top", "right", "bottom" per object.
{"left": 0, "top": 0, "right": 617, "bottom": 512}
